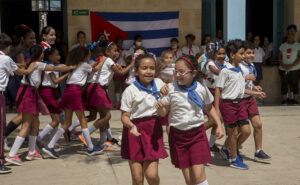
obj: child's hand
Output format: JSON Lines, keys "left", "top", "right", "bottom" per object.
{"left": 160, "top": 84, "right": 169, "bottom": 96}
{"left": 255, "top": 91, "right": 266, "bottom": 99}
{"left": 215, "top": 125, "right": 224, "bottom": 140}
{"left": 115, "top": 64, "right": 123, "bottom": 70}
{"left": 130, "top": 125, "right": 141, "bottom": 136}
{"left": 253, "top": 85, "right": 262, "bottom": 91}
{"left": 246, "top": 74, "right": 256, "bottom": 81}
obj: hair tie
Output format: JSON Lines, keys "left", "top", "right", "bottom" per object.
{"left": 20, "top": 25, "right": 29, "bottom": 30}
{"left": 107, "top": 42, "right": 114, "bottom": 48}
{"left": 179, "top": 57, "right": 196, "bottom": 70}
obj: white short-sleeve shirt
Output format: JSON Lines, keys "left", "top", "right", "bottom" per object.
{"left": 87, "top": 57, "right": 115, "bottom": 86}
{"left": 121, "top": 78, "right": 165, "bottom": 120}
{"left": 0, "top": 51, "right": 18, "bottom": 91}
{"left": 215, "top": 63, "right": 245, "bottom": 100}
{"left": 240, "top": 61, "right": 254, "bottom": 98}
{"left": 173, "top": 49, "right": 183, "bottom": 60}
{"left": 42, "top": 64, "right": 59, "bottom": 88}
{"left": 181, "top": 45, "right": 200, "bottom": 56}
{"left": 66, "top": 62, "right": 92, "bottom": 86}
{"left": 125, "top": 67, "right": 136, "bottom": 85}
{"left": 21, "top": 61, "right": 46, "bottom": 88}
{"left": 254, "top": 47, "right": 265, "bottom": 63}
{"left": 203, "top": 61, "right": 218, "bottom": 89}
{"left": 161, "top": 81, "right": 214, "bottom": 131}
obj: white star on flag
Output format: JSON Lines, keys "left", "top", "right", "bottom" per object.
{"left": 103, "top": 30, "right": 111, "bottom": 40}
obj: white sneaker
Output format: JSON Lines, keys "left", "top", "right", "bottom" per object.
{"left": 4, "top": 139, "right": 10, "bottom": 152}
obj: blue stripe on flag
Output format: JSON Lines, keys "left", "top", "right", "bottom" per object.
{"left": 126, "top": 29, "right": 178, "bottom": 40}
{"left": 148, "top": 47, "right": 171, "bottom": 56}
{"left": 97, "top": 12, "right": 179, "bottom": 22}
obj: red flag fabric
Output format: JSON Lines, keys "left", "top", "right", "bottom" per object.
{"left": 90, "top": 11, "right": 130, "bottom": 42}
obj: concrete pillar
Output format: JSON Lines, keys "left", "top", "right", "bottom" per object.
{"left": 223, "top": 0, "right": 246, "bottom": 42}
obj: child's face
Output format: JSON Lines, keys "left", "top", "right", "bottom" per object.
{"left": 49, "top": 50, "right": 61, "bottom": 64}
{"left": 186, "top": 38, "right": 194, "bottom": 46}
{"left": 116, "top": 39, "right": 123, "bottom": 48}
{"left": 230, "top": 48, "right": 244, "bottom": 64}
{"left": 175, "top": 60, "right": 196, "bottom": 87}
{"left": 243, "top": 48, "right": 254, "bottom": 64}
{"left": 77, "top": 33, "right": 86, "bottom": 44}
{"left": 106, "top": 45, "right": 118, "bottom": 60}
{"left": 215, "top": 48, "right": 226, "bottom": 62}
{"left": 23, "top": 32, "right": 36, "bottom": 48}
{"left": 263, "top": 37, "right": 269, "bottom": 46}
{"left": 135, "top": 58, "right": 156, "bottom": 86}
{"left": 171, "top": 41, "right": 178, "bottom": 49}
{"left": 253, "top": 36, "right": 260, "bottom": 48}
{"left": 163, "top": 53, "right": 174, "bottom": 66}
{"left": 43, "top": 29, "right": 56, "bottom": 45}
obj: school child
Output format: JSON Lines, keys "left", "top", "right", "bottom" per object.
{"left": 252, "top": 35, "right": 266, "bottom": 85}
{"left": 181, "top": 34, "right": 200, "bottom": 56}
{"left": 40, "top": 26, "right": 56, "bottom": 49}
{"left": 85, "top": 42, "right": 134, "bottom": 147}
{"left": 0, "top": 33, "right": 37, "bottom": 173}
{"left": 156, "top": 55, "right": 224, "bottom": 185}
{"left": 214, "top": 39, "right": 265, "bottom": 170}
{"left": 202, "top": 41, "right": 228, "bottom": 153}
{"left": 170, "top": 38, "right": 182, "bottom": 60}
{"left": 42, "top": 46, "right": 105, "bottom": 158}
{"left": 127, "top": 34, "right": 143, "bottom": 56}
{"left": 240, "top": 42, "right": 271, "bottom": 162}
{"left": 37, "top": 48, "right": 70, "bottom": 146}
{"left": 121, "top": 53, "right": 168, "bottom": 185}
{"left": 71, "top": 31, "right": 87, "bottom": 49}
{"left": 5, "top": 44, "right": 75, "bottom": 166}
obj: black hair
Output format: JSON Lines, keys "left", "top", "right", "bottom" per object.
{"left": 134, "top": 53, "right": 156, "bottom": 69}
{"left": 243, "top": 41, "right": 255, "bottom": 51}
{"left": 44, "top": 48, "right": 58, "bottom": 61}
{"left": 133, "top": 34, "right": 142, "bottom": 41}
{"left": 77, "top": 31, "right": 86, "bottom": 38}
{"left": 91, "top": 45, "right": 104, "bottom": 59}
{"left": 0, "top": 33, "right": 12, "bottom": 50}
{"left": 226, "top": 39, "right": 244, "bottom": 58}
{"left": 15, "top": 24, "right": 34, "bottom": 40}
{"left": 66, "top": 46, "right": 90, "bottom": 66}
{"left": 40, "top": 26, "right": 55, "bottom": 41}
{"left": 115, "top": 36, "right": 123, "bottom": 42}
{"left": 134, "top": 46, "right": 147, "bottom": 53}
{"left": 98, "top": 33, "right": 106, "bottom": 40}
{"left": 26, "top": 44, "right": 44, "bottom": 69}
{"left": 287, "top": 24, "right": 297, "bottom": 32}
{"left": 201, "top": 34, "right": 211, "bottom": 45}
{"left": 170, "top": 38, "right": 179, "bottom": 43}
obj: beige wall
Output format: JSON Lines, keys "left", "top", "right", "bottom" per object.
{"left": 67, "top": 0, "right": 202, "bottom": 49}
{"left": 294, "top": 0, "right": 300, "bottom": 40}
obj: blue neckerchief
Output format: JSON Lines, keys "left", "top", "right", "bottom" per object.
{"left": 229, "top": 67, "right": 243, "bottom": 75}
{"left": 133, "top": 78, "right": 160, "bottom": 100}
{"left": 177, "top": 81, "right": 206, "bottom": 111}
{"left": 220, "top": 64, "right": 227, "bottom": 69}
{"left": 248, "top": 64, "right": 257, "bottom": 78}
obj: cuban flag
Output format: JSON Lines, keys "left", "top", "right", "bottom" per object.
{"left": 90, "top": 11, "right": 179, "bottom": 56}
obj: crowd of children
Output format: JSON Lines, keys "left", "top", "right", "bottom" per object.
{"left": 0, "top": 24, "right": 273, "bottom": 185}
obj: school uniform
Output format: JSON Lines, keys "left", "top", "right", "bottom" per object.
{"left": 240, "top": 62, "right": 259, "bottom": 116}
{"left": 0, "top": 51, "right": 18, "bottom": 165}
{"left": 161, "top": 81, "right": 213, "bottom": 169}
{"left": 86, "top": 57, "right": 114, "bottom": 109}
{"left": 181, "top": 45, "right": 200, "bottom": 56}
{"left": 253, "top": 47, "right": 265, "bottom": 80}
{"left": 40, "top": 41, "right": 51, "bottom": 50}
{"left": 16, "top": 61, "right": 49, "bottom": 116}
{"left": 120, "top": 78, "right": 168, "bottom": 161}
{"left": 172, "top": 48, "right": 183, "bottom": 60}
{"left": 215, "top": 63, "right": 248, "bottom": 127}
{"left": 39, "top": 62, "right": 61, "bottom": 114}
{"left": 58, "top": 62, "right": 92, "bottom": 111}
{"left": 114, "top": 49, "right": 129, "bottom": 81}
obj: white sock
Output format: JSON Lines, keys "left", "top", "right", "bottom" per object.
{"left": 107, "top": 128, "right": 113, "bottom": 140}
{"left": 100, "top": 132, "right": 107, "bottom": 146}
{"left": 9, "top": 136, "right": 25, "bottom": 156}
{"left": 209, "top": 135, "right": 216, "bottom": 147}
{"left": 82, "top": 128, "right": 94, "bottom": 150}
{"left": 256, "top": 149, "right": 262, "bottom": 153}
{"left": 38, "top": 124, "right": 54, "bottom": 141}
{"left": 68, "top": 120, "right": 80, "bottom": 132}
{"left": 59, "top": 112, "right": 65, "bottom": 124}
{"left": 28, "top": 136, "right": 37, "bottom": 154}
{"left": 48, "top": 128, "right": 65, "bottom": 148}
{"left": 196, "top": 180, "right": 209, "bottom": 185}
{"left": 115, "top": 93, "right": 120, "bottom": 102}
{"left": 88, "top": 125, "right": 97, "bottom": 134}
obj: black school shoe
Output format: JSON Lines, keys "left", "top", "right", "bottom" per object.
{"left": 254, "top": 150, "right": 271, "bottom": 162}
{"left": 0, "top": 164, "right": 12, "bottom": 174}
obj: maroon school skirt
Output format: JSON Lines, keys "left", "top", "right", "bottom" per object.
{"left": 169, "top": 125, "right": 211, "bottom": 169}
{"left": 86, "top": 83, "right": 113, "bottom": 109}
{"left": 16, "top": 84, "right": 49, "bottom": 116}
{"left": 58, "top": 84, "right": 85, "bottom": 111}
{"left": 121, "top": 116, "right": 168, "bottom": 161}
{"left": 39, "top": 87, "right": 61, "bottom": 114}
{"left": 241, "top": 96, "right": 259, "bottom": 116}
{"left": 220, "top": 100, "right": 248, "bottom": 125}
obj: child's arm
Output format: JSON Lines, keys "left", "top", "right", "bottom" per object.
{"left": 156, "top": 101, "right": 169, "bottom": 117}
{"left": 121, "top": 111, "right": 141, "bottom": 136}
{"left": 90, "top": 56, "right": 107, "bottom": 72}
{"left": 112, "top": 59, "right": 134, "bottom": 76}
{"left": 14, "top": 62, "right": 37, "bottom": 75}
{"left": 45, "top": 64, "right": 76, "bottom": 72}
{"left": 252, "top": 84, "right": 263, "bottom": 92}
{"left": 205, "top": 104, "right": 224, "bottom": 139}
{"left": 245, "top": 89, "right": 266, "bottom": 99}
{"left": 49, "top": 72, "right": 69, "bottom": 84}
{"left": 209, "top": 65, "right": 221, "bottom": 75}
{"left": 214, "top": 87, "right": 223, "bottom": 120}
{"left": 245, "top": 74, "right": 256, "bottom": 81}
